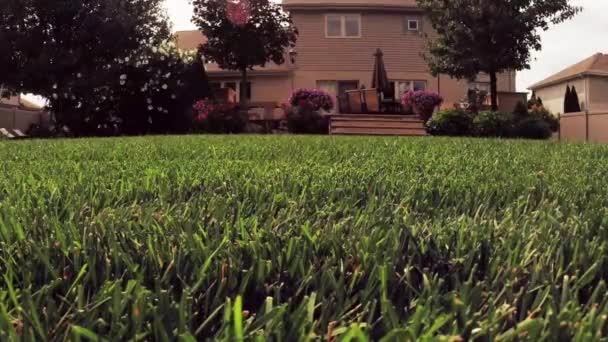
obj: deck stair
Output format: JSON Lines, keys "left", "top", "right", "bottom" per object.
{"left": 329, "top": 114, "right": 427, "bottom": 136}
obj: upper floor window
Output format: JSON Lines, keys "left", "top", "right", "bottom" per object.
{"left": 407, "top": 20, "right": 419, "bottom": 31}
{"left": 326, "top": 14, "right": 361, "bottom": 38}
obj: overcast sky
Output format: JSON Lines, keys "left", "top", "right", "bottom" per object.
{"left": 165, "top": 0, "right": 608, "bottom": 92}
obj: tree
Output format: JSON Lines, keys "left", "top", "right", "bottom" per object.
{"left": 564, "top": 85, "right": 572, "bottom": 113}
{"left": 528, "top": 91, "right": 538, "bottom": 109}
{"left": 416, "top": 0, "right": 580, "bottom": 111}
{"left": 192, "top": 0, "right": 298, "bottom": 106}
{"left": 0, "top": 0, "right": 185, "bottom": 135}
{"left": 571, "top": 85, "right": 581, "bottom": 112}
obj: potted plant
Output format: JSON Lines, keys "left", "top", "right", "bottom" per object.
{"left": 402, "top": 90, "right": 443, "bottom": 121}
{"left": 286, "top": 89, "right": 334, "bottom": 134}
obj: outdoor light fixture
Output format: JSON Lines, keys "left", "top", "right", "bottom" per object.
{"left": 289, "top": 48, "right": 298, "bottom": 64}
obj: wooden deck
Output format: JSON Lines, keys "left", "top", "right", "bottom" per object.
{"left": 329, "top": 114, "right": 427, "bottom": 136}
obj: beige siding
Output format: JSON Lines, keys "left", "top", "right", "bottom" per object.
{"left": 292, "top": 11, "right": 428, "bottom": 72}
{"left": 209, "top": 75, "right": 292, "bottom": 104}
{"left": 588, "top": 76, "right": 608, "bottom": 111}
{"left": 291, "top": 10, "right": 516, "bottom": 107}
{"left": 534, "top": 78, "right": 587, "bottom": 114}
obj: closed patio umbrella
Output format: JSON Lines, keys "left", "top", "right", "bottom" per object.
{"left": 371, "top": 48, "right": 391, "bottom": 96}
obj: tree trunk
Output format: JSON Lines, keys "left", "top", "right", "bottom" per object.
{"left": 240, "top": 68, "right": 248, "bottom": 108}
{"left": 490, "top": 71, "right": 498, "bottom": 112}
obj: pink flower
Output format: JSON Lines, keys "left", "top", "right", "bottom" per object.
{"left": 288, "top": 88, "right": 334, "bottom": 111}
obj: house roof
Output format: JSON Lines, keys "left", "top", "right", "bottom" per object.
{"left": 282, "top": 0, "right": 419, "bottom": 10}
{"left": 174, "top": 30, "right": 292, "bottom": 75}
{"left": 530, "top": 53, "right": 608, "bottom": 90}
{"left": 175, "top": 30, "right": 207, "bottom": 51}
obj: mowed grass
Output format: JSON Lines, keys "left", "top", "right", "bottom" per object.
{"left": 1, "top": 135, "right": 608, "bottom": 341}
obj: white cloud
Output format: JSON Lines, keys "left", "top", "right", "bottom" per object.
{"left": 165, "top": 0, "right": 608, "bottom": 92}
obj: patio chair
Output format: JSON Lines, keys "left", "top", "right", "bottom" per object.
{"left": 346, "top": 90, "right": 363, "bottom": 114}
{"left": 0, "top": 128, "right": 15, "bottom": 139}
{"left": 13, "top": 129, "right": 28, "bottom": 139}
{"left": 362, "top": 88, "right": 380, "bottom": 113}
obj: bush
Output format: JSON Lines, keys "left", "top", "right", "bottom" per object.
{"left": 402, "top": 90, "right": 443, "bottom": 121}
{"left": 288, "top": 89, "right": 334, "bottom": 112}
{"left": 426, "top": 109, "right": 473, "bottom": 136}
{"left": 513, "top": 101, "right": 529, "bottom": 118}
{"left": 193, "top": 99, "right": 247, "bottom": 134}
{"left": 286, "top": 103, "right": 329, "bottom": 134}
{"left": 530, "top": 105, "right": 559, "bottom": 132}
{"left": 472, "top": 111, "right": 516, "bottom": 137}
{"left": 515, "top": 117, "right": 553, "bottom": 139}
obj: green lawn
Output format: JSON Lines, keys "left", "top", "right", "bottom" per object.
{"left": 1, "top": 136, "right": 608, "bottom": 340}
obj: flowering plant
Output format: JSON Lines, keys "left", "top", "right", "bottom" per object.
{"left": 402, "top": 90, "right": 443, "bottom": 120}
{"left": 193, "top": 99, "right": 215, "bottom": 121}
{"left": 288, "top": 88, "right": 334, "bottom": 112}
{"left": 192, "top": 98, "right": 245, "bottom": 133}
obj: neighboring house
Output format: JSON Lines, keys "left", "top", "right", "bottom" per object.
{"left": 176, "top": 0, "right": 518, "bottom": 112}
{"left": 529, "top": 53, "right": 608, "bottom": 115}
{"left": 0, "top": 92, "right": 48, "bottom": 131}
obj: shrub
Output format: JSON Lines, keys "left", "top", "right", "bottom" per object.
{"left": 286, "top": 102, "right": 329, "bottom": 134}
{"left": 426, "top": 109, "right": 473, "bottom": 136}
{"left": 513, "top": 101, "right": 529, "bottom": 118}
{"left": 515, "top": 117, "right": 553, "bottom": 139}
{"left": 288, "top": 89, "right": 334, "bottom": 112}
{"left": 530, "top": 105, "right": 559, "bottom": 133}
{"left": 473, "top": 111, "right": 516, "bottom": 137}
{"left": 402, "top": 90, "right": 443, "bottom": 121}
{"left": 466, "top": 88, "right": 489, "bottom": 114}
{"left": 193, "top": 99, "right": 247, "bottom": 133}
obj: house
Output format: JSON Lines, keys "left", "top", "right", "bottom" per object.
{"left": 175, "top": 0, "right": 519, "bottom": 112}
{"left": 529, "top": 53, "right": 608, "bottom": 114}
{"left": 0, "top": 92, "right": 48, "bottom": 131}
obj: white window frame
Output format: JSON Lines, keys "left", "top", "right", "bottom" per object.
{"left": 392, "top": 80, "right": 428, "bottom": 100}
{"left": 325, "top": 14, "right": 362, "bottom": 39}
{"left": 211, "top": 81, "right": 251, "bottom": 101}
{"left": 407, "top": 19, "right": 419, "bottom": 31}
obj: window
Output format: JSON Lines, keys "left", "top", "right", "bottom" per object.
{"left": 407, "top": 20, "right": 419, "bottom": 31}
{"left": 326, "top": 15, "right": 361, "bottom": 38}
{"left": 211, "top": 81, "right": 251, "bottom": 101}
{"left": 391, "top": 80, "right": 428, "bottom": 100}
{"left": 469, "top": 82, "right": 491, "bottom": 93}
{"left": 316, "top": 80, "right": 359, "bottom": 113}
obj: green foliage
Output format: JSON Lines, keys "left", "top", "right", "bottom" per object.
{"left": 192, "top": 0, "right": 297, "bottom": 104}
{"left": 3, "top": 136, "right": 608, "bottom": 339}
{"left": 417, "top": 0, "right": 580, "bottom": 110}
{"left": 286, "top": 104, "right": 329, "bottom": 134}
{"left": 473, "top": 111, "right": 516, "bottom": 137}
{"left": 571, "top": 86, "right": 582, "bottom": 112}
{"left": 515, "top": 117, "right": 553, "bottom": 139}
{"left": 531, "top": 106, "right": 560, "bottom": 133}
{"left": 198, "top": 104, "right": 248, "bottom": 134}
{"left": 0, "top": 0, "right": 190, "bottom": 136}
{"left": 513, "top": 101, "right": 529, "bottom": 118}
{"left": 426, "top": 109, "right": 473, "bottom": 136}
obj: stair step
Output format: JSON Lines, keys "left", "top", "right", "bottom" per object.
{"left": 332, "top": 121, "right": 425, "bottom": 129}
{"left": 331, "top": 127, "right": 428, "bottom": 136}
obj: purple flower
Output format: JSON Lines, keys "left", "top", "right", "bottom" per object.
{"left": 402, "top": 90, "right": 443, "bottom": 119}
{"left": 288, "top": 88, "right": 334, "bottom": 111}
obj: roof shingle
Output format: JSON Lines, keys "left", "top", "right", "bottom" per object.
{"left": 530, "top": 53, "right": 608, "bottom": 90}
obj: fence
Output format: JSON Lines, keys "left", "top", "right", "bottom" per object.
{"left": 0, "top": 106, "right": 50, "bottom": 132}
{"left": 559, "top": 111, "right": 608, "bottom": 143}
